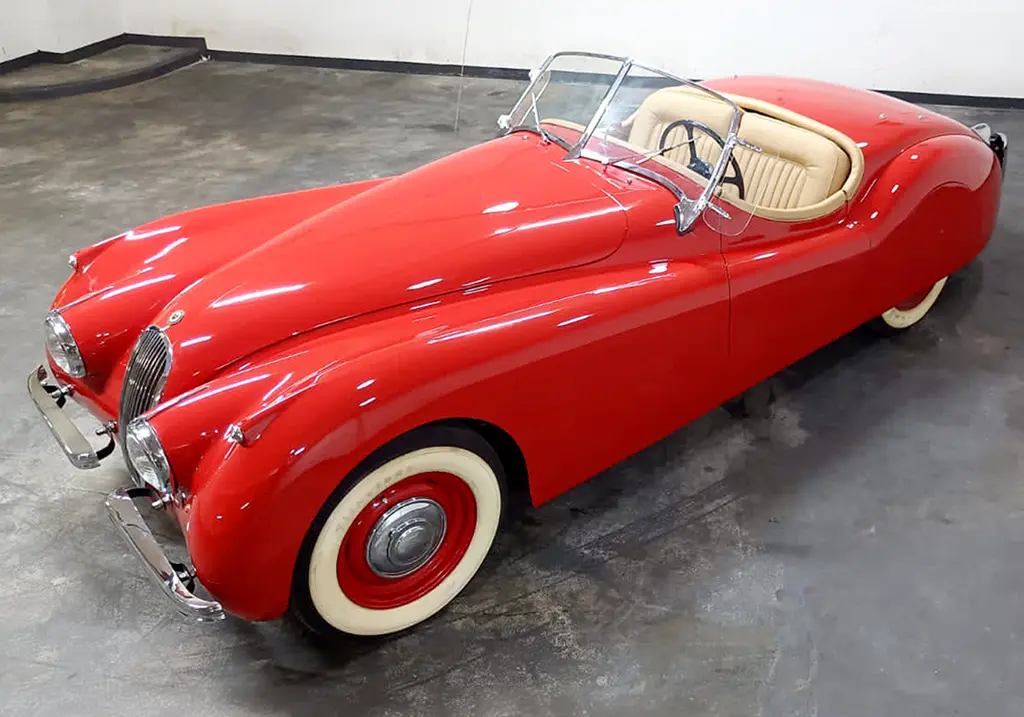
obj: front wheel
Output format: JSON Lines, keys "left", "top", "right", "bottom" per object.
{"left": 290, "top": 426, "right": 505, "bottom": 639}
{"left": 871, "top": 276, "right": 948, "bottom": 333}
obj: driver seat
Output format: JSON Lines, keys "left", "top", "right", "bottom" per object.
{"left": 625, "top": 87, "right": 852, "bottom": 218}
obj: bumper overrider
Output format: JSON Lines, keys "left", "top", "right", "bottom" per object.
{"left": 971, "top": 122, "right": 1009, "bottom": 178}
{"left": 28, "top": 364, "right": 224, "bottom": 622}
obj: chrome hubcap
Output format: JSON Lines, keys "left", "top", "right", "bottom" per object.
{"left": 365, "top": 498, "right": 447, "bottom": 578}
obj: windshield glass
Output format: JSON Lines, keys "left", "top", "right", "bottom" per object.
{"left": 502, "top": 53, "right": 753, "bottom": 228}
{"left": 504, "top": 54, "right": 623, "bottom": 147}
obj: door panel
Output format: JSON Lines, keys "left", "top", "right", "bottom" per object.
{"left": 516, "top": 171, "right": 733, "bottom": 503}
{"left": 723, "top": 207, "right": 871, "bottom": 390}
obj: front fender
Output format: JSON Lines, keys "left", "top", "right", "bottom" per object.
{"left": 153, "top": 294, "right": 544, "bottom": 620}
{"left": 154, "top": 255, "right": 727, "bottom": 621}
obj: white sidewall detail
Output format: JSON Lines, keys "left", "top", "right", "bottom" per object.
{"left": 307, "top": 446, "right": 502, "bottom": 636}
{"left": 880, "top": 276, "right": 948, "bottom": 330}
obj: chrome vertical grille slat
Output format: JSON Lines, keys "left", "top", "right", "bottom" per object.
{"left": 134, "top": 339, "right": 163, "bottom": 416}
{"left": 126, "top": 341, "right": 152, "bottom": 420}
{"left": 118, "top": 327, "right": 172, "bottom": 432}
{"left": 127, "top": 339, "right": 152, "bottom": 420}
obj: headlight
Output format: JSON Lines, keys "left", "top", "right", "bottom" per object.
{"left": 124, "top": 418, "right": 173, "bottom": 495}
{"left": 44, "top": 311, "right": 86, "bottom": 377}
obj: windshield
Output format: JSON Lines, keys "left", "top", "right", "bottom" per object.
{"left": 501, "top": 52, "right": 751, "bottom": 232}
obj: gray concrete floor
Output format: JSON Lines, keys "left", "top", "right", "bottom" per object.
{"left": 1, "top": 62, "right": 1022, "bottom": 717}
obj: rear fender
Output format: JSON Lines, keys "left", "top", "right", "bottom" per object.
{"left": 850, "top": 133, "right": 1001, "bottom": 315}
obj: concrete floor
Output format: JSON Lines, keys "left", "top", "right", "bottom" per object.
{"left": 1, "top": 62, "right": 1022, "bottom": 717}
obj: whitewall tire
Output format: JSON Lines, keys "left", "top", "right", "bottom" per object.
{"left": 876, "top": 276, "right": 948, "bottom": 332}
{"left": 291, "top": 426, "right": 505, "bottom": 638}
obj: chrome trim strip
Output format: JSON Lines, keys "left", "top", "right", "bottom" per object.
{"left": 53, "top": 286, "right": 108, "bottom": 313}
{"left": 27, "top": 365, "right": 101, "bottom": 469}
{"left": 611, "top": 161, "right": 684, "bottom": 200}
{"left": 105, "top": 486, "right": 225, "bottom": 622}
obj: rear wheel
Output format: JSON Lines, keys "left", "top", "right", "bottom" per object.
{"left": 872, "top": 276, "right": 948, "bottom": 333}
{"left": 290, "top": 426, "right": 505, "bottom": 639}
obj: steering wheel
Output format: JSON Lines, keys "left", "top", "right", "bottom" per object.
{"left": 659, "top": 120, "right": 746, "bottom": 200}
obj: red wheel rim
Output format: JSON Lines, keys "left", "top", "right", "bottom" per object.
{"left": 895, "top": 289, "right": 931, "bottom": 312}
{"left": 336, "top": 472, "right": 477, "bottom": 610}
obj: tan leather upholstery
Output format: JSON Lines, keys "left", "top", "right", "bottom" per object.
{"left": 621, "top": 86, "right": 863, "bottom": 221}
{"left": 728, "top": 113, "right": 850, "bottom": 209}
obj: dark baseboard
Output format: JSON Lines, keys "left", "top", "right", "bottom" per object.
{"left": 209, "top": 49, "right": 529, "bottom": 80}
{"left": 34, "top": 34, "right": 131, "bottom": 65}
{"left": 0, "top": 34, "right": 207, "bottom": 102}
{"left": 0, "top": 53, "right": 38, "bottom": 75}
{"left": 210, "top": 49, "right": 1024, "bottom": 109}
{"left": 0, "top": 47, "right": 203, "bottom": 102}
{"left": 121, "top": 33, "right": 208, "bottom": 50}
{"left": 0, "top": 33, "right": 208, "bottom": 76}
{"left": 2, "top": 32, "right": 1022, "bottom": 109}
{"left": 879, "top": 88, "right": 1024, "bottom": 110}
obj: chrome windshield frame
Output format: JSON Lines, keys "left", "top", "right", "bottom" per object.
{"left": 502, "top": 51, "right": 743, "bottom": 233}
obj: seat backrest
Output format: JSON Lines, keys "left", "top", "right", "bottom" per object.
{"left": 730, "top": 112, "right": 850, "bottom": 210}
{"left": 625, "top": 86, "right": 852, "bottom": 216}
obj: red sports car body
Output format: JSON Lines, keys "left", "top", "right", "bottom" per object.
{"left": 29, "top": 52, "right": 1007, "bottom": 638}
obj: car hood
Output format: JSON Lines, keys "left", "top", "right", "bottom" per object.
{"left": 147, "top": 135, "right": 626, "bottom": 392}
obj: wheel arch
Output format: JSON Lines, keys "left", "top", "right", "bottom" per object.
{"left": 313, "top": 415, "right": 532, "bottom": 512}
{"left": 448, "top": 418, "right": 530, "bottom": 509}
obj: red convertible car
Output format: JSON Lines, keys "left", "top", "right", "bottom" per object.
{"left": 29, "top": 52, "right": 1007, "bottom": 638}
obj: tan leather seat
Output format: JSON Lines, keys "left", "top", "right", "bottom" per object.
{"left": 624, "top": 87, "right": 858, "bottom": 220}
{"left": 731, "top": 113, "right": 850, "bottom": 210}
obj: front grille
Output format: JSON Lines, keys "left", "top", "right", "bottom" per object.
{"left": 119, "top": 326, "right": 172, "bottom": 430}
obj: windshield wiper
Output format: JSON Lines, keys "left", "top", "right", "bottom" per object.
{"left": 540, "top": 127, "right": 571, "bottom": 150}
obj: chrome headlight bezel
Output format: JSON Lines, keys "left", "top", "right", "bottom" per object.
{"left": 44, "top": 311, "right": 86, "bottom": 378}
{"left": 124, "top": 418, "right": 173, "bottom": 495}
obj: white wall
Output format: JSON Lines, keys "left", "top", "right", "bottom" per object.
{"left": 121, "top": 0, "right": 1024, "bottom": 97}
{"left": 0, "top": 0, "right": 122, "bottom": 61}
{"left": 466, "top": 0, "right": 1024, "bottom": 98}
{"left": 5, "top": 0, "right": 1023, "bottom": 97}
{"left": 0, "top": 2, "right": 48, "bottom": 61}
{"left": 122, "top": 0, "right": 475, "bottom": 65}
{"left": 42, "top": 0, "right": 122, "bottom": 53}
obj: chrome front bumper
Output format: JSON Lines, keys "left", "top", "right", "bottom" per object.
{"left": 105, "top": 488, "right": 224, "bottom": 622}
{"left": 28, "top": 365, "right": 223, "bottom": 622}
{"left": 27, "top": 365, "right": 113, "bottom": 469}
